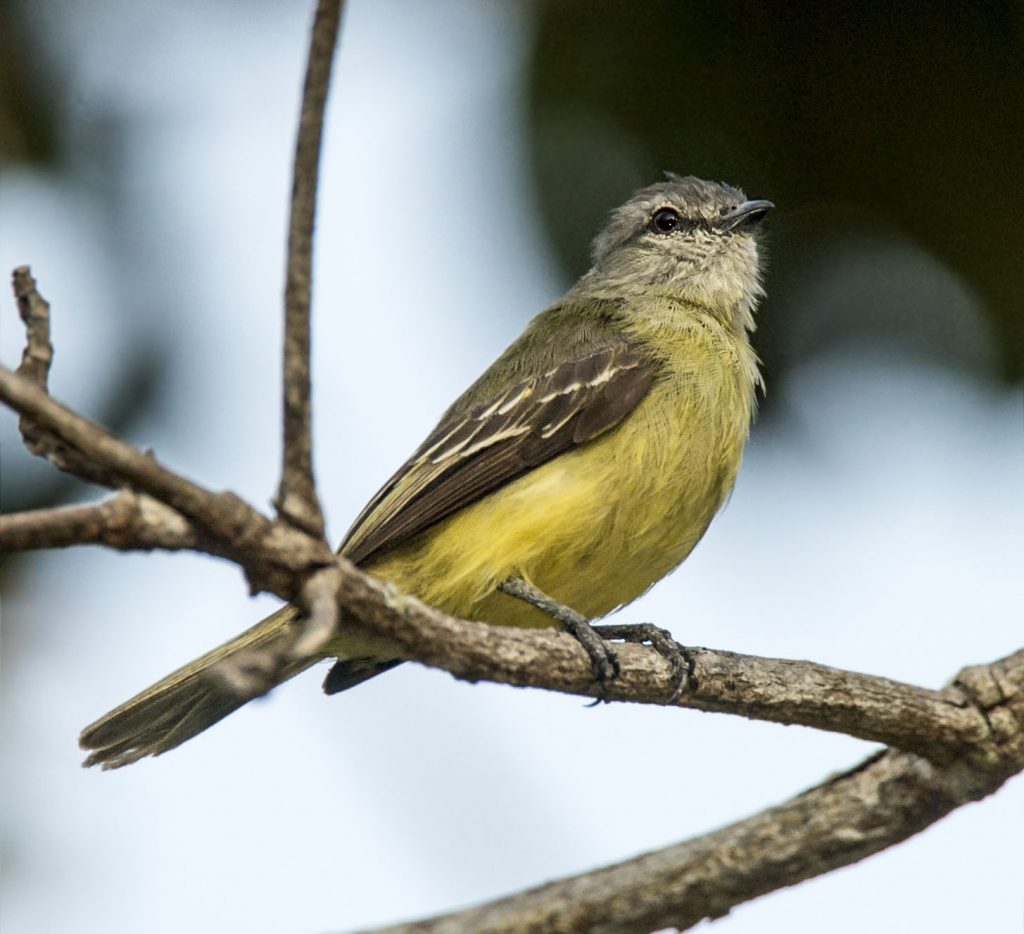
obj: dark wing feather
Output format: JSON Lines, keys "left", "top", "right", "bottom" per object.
{"left": 341, "top": 342, "right": 656, "bottom": 566}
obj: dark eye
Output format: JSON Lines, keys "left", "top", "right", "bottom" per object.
{"left": 651, "top": 207, "right": 682, "bottom": 234}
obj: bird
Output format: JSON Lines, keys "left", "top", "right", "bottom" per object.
{"left": 80, "top": 175, "right": 772, "bottom": 769}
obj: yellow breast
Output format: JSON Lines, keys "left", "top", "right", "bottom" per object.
{"left": 364, "top": 313, "right": 757, "bottom": 633}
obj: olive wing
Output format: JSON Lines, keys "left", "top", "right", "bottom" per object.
{"left": 341, "top": 343, "right": 656, "bottom": 566}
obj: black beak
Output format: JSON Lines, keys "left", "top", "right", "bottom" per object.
{"left": 719, "top": 199, "right": 774, "bottom": 231}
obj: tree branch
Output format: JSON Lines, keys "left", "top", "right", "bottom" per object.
{"left": 9, "top": 266, "right": 120, "bottom": 488}
{"left": 0, "top": 362, "right": 333, "bottom": 597}
{"left": 274, "top": 0, "right": 344, "bottom": 538}
{"left": 2, "top": 316, "right": 1016, "bottom": 764}
{"left": 371, "top": 649, "right": 1023, "bottom": 933}
{"left": 326, "top": 567, "right": 1013, "bottom": 765}
{"left": 0, "top": 489, "right": 197, "bottom": 553}
{"left": 13, "top": 264, "right": 52, "bottom": 387}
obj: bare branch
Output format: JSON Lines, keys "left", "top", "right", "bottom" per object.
{"left": 9, "top": 267, "right": 117, "bottom": 487}
{"left": 292, "top": 563, "right": 344, "bottom": 658}
{"left": 13, "top": 265, "right": 52, "bottom": 387}
{"left": 274, "top": 0, "right": 345, "bottom": 538}
{"left": 0, "top": 364, "right": 333, "bottom": 597}
{"left": 348, "top": 568, "right": 1014, "bottom": 761}
{"left": 0, "top": 490, "right": 196, "bottom": 553}
{"left": 371, "top": 650, "right": 1023, "bottom": 934}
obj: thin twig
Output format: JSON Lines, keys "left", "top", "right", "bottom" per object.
{"left": 371, "top": 651, "right": 1023, "bottom": 934}
{"left": 7, "top": 270, "right": 151, "bottom": 489}
{"left": 291, "top": 564, "right": 343, "bottom": 658}
{"left": 0, "top": 490, "right": 197, "bottom": 553}
{"left": 13, "top": 265, "right": 52, "bottom": 388}
{"left": 274, "top": 0, "right": 344, "bottom": 538}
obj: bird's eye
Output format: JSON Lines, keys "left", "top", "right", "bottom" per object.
{"left": 651, "top": 207, "right": 682, "bottom": 234}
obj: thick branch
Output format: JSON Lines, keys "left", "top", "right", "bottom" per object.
{"left": 327, "top": 561, "right": 1013, "bottom": 765}
{"left": 0, "top": 490, "right": 197, "bottom": 553}
{"left": 372, "top": 648, "right": 1023, "bottom": 934}
{"left": 274, "top": 0, "right": 344, "bottom": 538}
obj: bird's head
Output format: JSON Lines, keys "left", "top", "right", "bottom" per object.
{"left": 581, "top": 175, "right": 772, "bottom": 327}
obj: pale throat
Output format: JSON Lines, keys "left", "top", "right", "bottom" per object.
{"left": 667, "top": 240, "right": 763, "bottom": 334}
{"left": 580, "top": 237, "right": 764, "bottom": 334}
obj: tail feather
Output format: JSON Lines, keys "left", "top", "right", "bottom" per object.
{"left": 322, "top": 657, "right": 405, "bottom": 695}
{"left": 80, "top": 605, "right": 315, "bottom": 769}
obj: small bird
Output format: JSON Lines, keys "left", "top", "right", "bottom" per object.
{"left": 80, "top": 175, "right": 772, "bottom": 768}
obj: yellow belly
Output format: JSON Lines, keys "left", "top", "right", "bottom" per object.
{"left": 357, "top": 345, "right": 753, "bottom": 637}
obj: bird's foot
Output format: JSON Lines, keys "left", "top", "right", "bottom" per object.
{"left": 499, "top": 576, "right": 620, "bottom": 701}
{"left": 591, "top": 622, "right": 693, "bottom": 703}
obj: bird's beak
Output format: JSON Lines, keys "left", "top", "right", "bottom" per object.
{"left": 719, "top": 199, "right": 774, "bottom": 231}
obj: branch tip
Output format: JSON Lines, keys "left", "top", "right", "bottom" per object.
{"left": 12, "top": 264, "right": 54, "bottom": 391}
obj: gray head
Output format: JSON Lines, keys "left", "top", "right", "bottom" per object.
{"left": 577, "top": 175, "right": 772, "bottom": 325}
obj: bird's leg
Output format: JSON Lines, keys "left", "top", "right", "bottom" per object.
{"left": 498, "top": 576, "right": 619, "bottom": 700}
{"left": 590, "top": 623, "right": 692, "bottom": 703}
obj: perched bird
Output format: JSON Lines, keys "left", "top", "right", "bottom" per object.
{"left": 80, "top": 175, "right": 772, "bottom": 768}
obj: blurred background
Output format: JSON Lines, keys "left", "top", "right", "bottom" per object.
{"left": 1, "top": 1, "right": 1021, "bottom": 931}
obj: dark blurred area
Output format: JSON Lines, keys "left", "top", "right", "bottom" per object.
{"left": 0, "top": 4, "right": 60, "bottom": 167}
{"left": 528, "top": 0, "right": 1024, "bottom": 397}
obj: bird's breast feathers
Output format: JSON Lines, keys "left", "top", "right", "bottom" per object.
{"left": 365, "top": 316, "right": 757, "bottom": 629}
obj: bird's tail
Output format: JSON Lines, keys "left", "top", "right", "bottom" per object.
{"left": 79, "top": 604, "right": 316, "bottom": 769}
